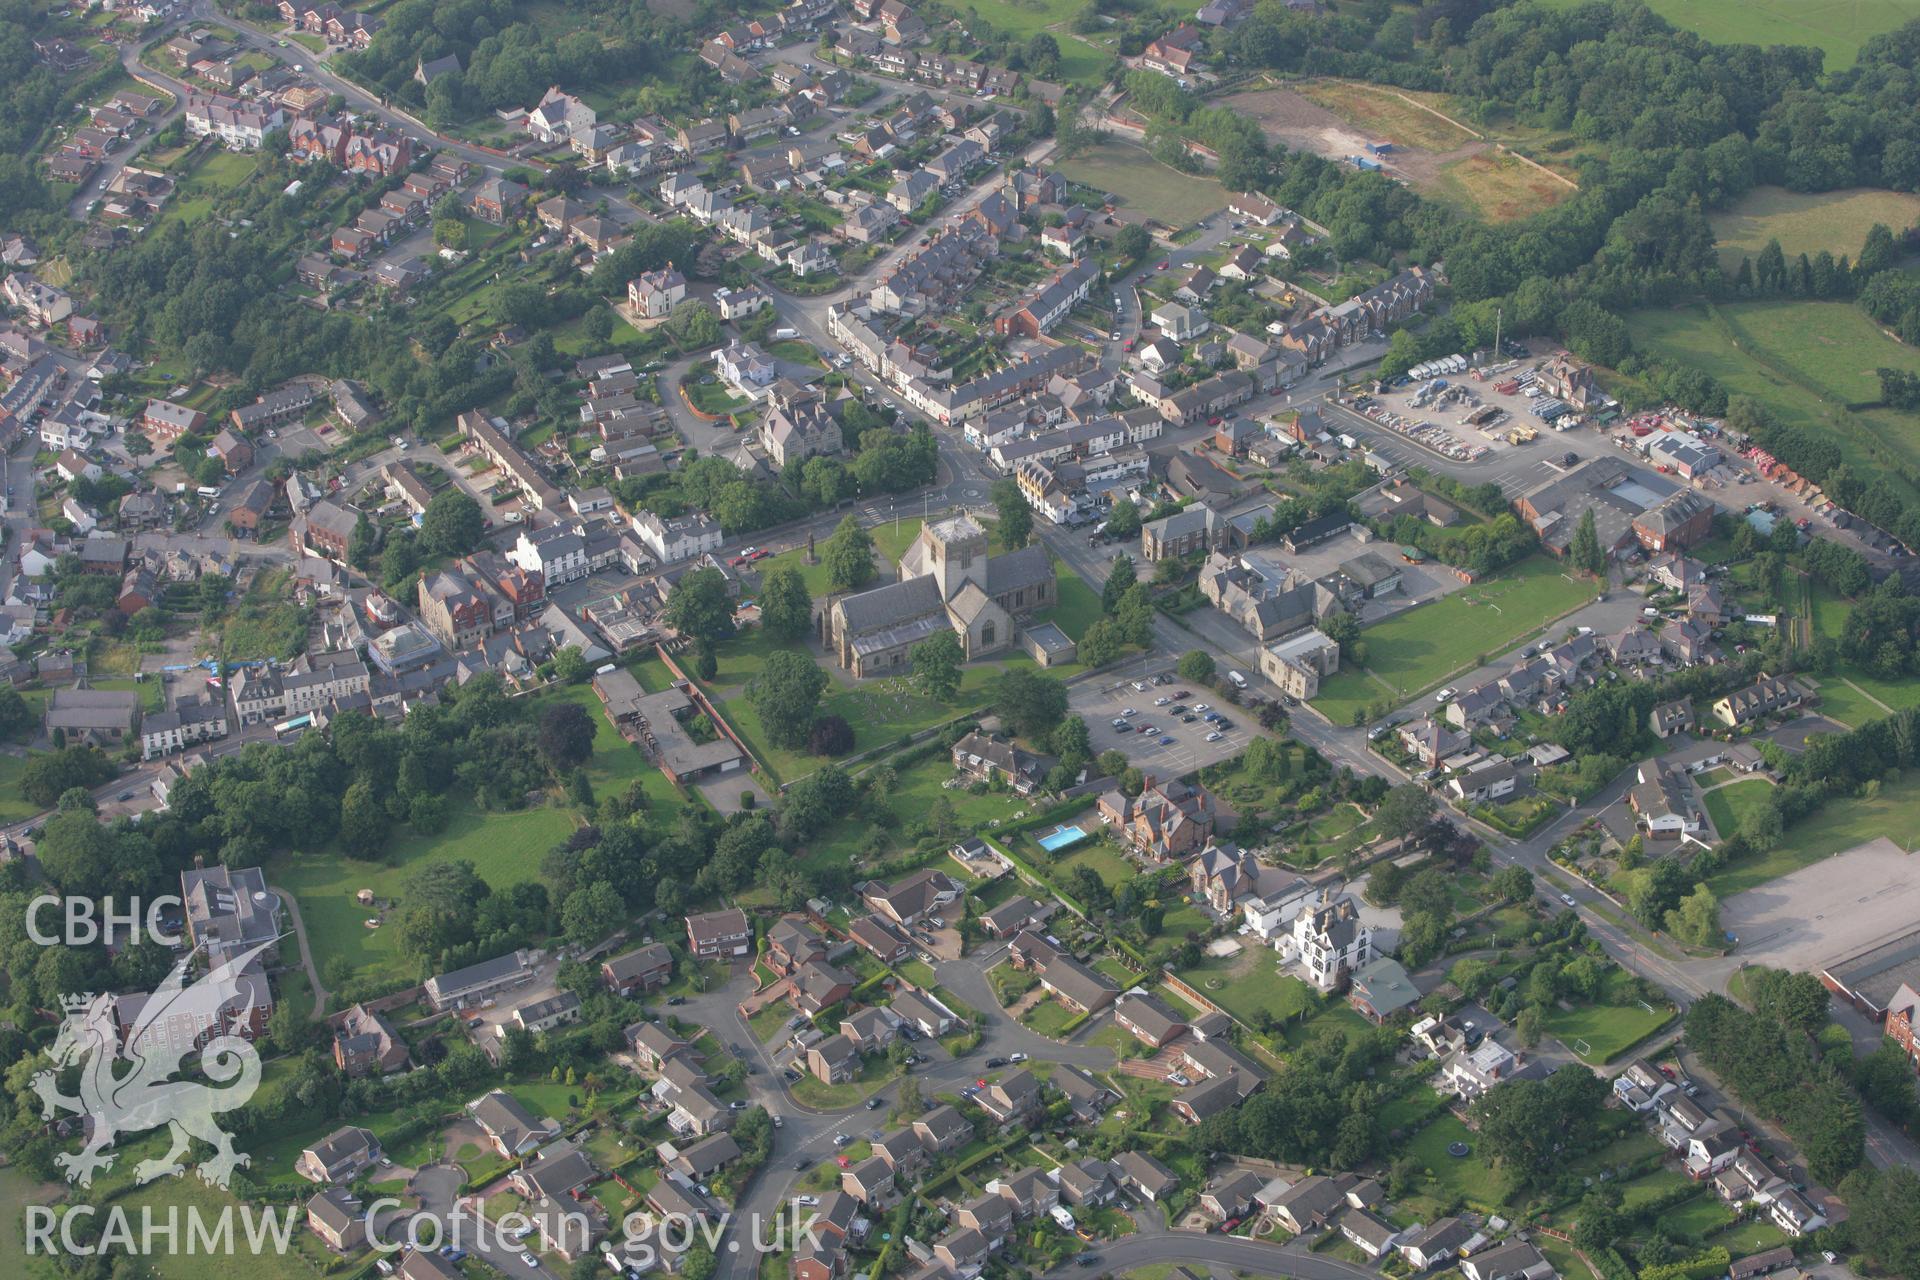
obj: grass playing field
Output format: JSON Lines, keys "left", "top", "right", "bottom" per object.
{"left": 1310, "top": 557, "right": 1600, "bottom": 722}
{"left": 1710, "top": 185, "right": 1920, "bottom": 270}
{"left": 1626, "top": 300, "right": 1920, "bottom": 497}
{"left": 1053, "top": 140, "right": 1230, "bottom": 228}
{"left": 1709, "top": 772, "right": 1920, "bottom": 896}
{"left": 1537, "top": 0, "right": 1920, "bottom": 69}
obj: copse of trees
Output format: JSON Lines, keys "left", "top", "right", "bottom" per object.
{"left": 1686, "top": 991, "right": 1865, "bottom": 1183}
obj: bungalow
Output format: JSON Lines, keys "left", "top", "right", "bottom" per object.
{"left": 1038, "top": 954, "right": 1119, "bottom": 1014}
{"left": 1458, "top": 1241, "right": 1556, "bottom": 1280}
{"left": 1398, "top": 1217, "right": 1474, "bottom": 1271}
{"left": 1113, "top": 993, "right": 1187, "bottom": 1049}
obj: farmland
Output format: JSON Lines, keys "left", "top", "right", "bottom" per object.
{"left": 1053, "top": 140, "right": 1230, "bottom": 227}
{"left": 1626, "top": 301, "right": 1920, "bottom": 494}
{"left": 1310, "top": 557, "right": 1601, "bottom": 722}
{"left": 1710, "top": 185, "right": 1920, "bottom": 270}
{"left": 1534, "top": 0, "right": 1920, "bottom": 70}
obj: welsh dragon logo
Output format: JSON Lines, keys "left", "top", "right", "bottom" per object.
{"left": 33, "top": 938, "right": 272, "bottom": 1189}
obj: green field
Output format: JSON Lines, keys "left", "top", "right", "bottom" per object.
{"left": 1711, "top": 185, "right": 1920, "bottom": 269}
{"left": 1310, "top": 557, "right": 1600, "bottom": 721}
{"left": 271, "top": 802, "right": 579, "bottom": 985}
{"left": 1711, "top": 771, "right": 1920, "bottom": 895}
{"left": 1054, "top": 140, "right": 1230, "bottom": 228}
{"left": 1536, "top": 0, "right": 1920, "bottom": 69}
{"left": 1627, "top": 300, "right": 1920, "bottom": 495}
{"left": 1702, "top": 778, "right": 1775, "bottom": 840}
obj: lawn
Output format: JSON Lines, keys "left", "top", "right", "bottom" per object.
{"left": 1311, "top": 556, "right": 1599, "bottom": 721}
{"left": 1710, "top": 770, "right": 1920, "bottom": 896}
{"left": 1535, "top": 0, "right": 1920, "bottom": 69}
{"left": 1702, "top": 778, "right": 1775, "bottom": 840}
{"left": 788, "top": 1054, "right": 894, "bottom": 1108}
{"left": 1032, "top": 563, "right": 1102, "bottom": 642}
{"left": 1175, "top": 945, "right": 1315, "bottom": 1029}
{"left": 1052, "top": 840, "right": 1136, "bottom": 890}
{"left": 270, "top": 802, "right": 579, "bottom": 985}
{"left": 1710, "top": 185, "right": 1920, "bottom": 268}
{"left": 1021, "top": 996, "right": 1081, "bottom": 1038}
{"left": 153, "top": 148, "right": 260, "bottom": 231}
{"left": 1053, "top": 140, "right": 1230, "bottom": 228}
{"left": 0, "top": 754, "right": 43, "bottom": 823}
{"left": 1810, "top": 674, "right": 1889, "bottom": 728}
{"left": 1627, "top": 301, "right": 1920, "bottom": 496}
{"left": 1402, "top": 1112, "right": 1513, "bottom": 1212}
{"left": 747, "top": 517, "right": 925, "bottom": 598}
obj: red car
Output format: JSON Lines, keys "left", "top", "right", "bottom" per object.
{"left": 728, "top": 555, "right": 748, "bottom": 566}
{"left": 1156, "top": 260, "right": 1170, "bottom": 271}
{"left": 1123, "top": 339, "right": 1135, "bottom": 351}
{"left": 1207, "top": 416, "right": 1221, "bottom": 426}
{"left": 748, "top": 548, "right": 772, "bottom": 562}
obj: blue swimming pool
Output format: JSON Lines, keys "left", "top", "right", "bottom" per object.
{"left": 1036, "top": 824, "right": 1090, "bottom": 853}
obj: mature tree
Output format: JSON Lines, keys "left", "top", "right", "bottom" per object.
{"left": 910, "top": 629, "right": 964, "bottom": 700}
{"left": 748, "top": 651, "right": 831, "bottom": 749}
{"left": 0, "top": 684, "right": 32, "bottom": 739}
{"left": 1570, "top": 508, "right": 1606, "bottom": 575}
{"left": 759, "top": 565, "right": 813, "bottom": 643}
{"left": 992, "top": 478, "right": 1033, "bottom": 550}
{"left": 664, "top": 566, "right": 737, "bottom": 645}
{"left": 539, "top": 702, "right": 597, "bottom": 772}
{"left": 1375, "top": 783, "right": 1436, "bottom": 840}
{"left": 1177, "top": 649, "right": 1215, "bottom": 684}
{"left": 1491, "top": 864, "right": 1534, "bottom": 903}
{"left": 419, "top": 489, "right": 485, "bottom": 557}
{"left": 1838, "top": 1166, "right": 1920, "bottom": 1279}
{"left": 20, "top": 746, "right": 116, "bottom": 808}
{"left": 561, "top": 879, "right": 625, "bottom": 948}
{"left": 1108, "top": 583, "right": 1151, "bottom": 648}
{"left": 1114, "top": 224, "right": 1151, "bottom": 264}
{"left": 1746, "top": 967, "right": 1830, "bottom": 1036}
{"left": 339, "top": 778, "right": 392, "bottom": 859}
{"left": 991, "top": 668, "right": 1069, "bottom": 740}
{"left": 1471, "top": 1068, "right": 1609, "bottom": 1188}
{"left": 1076, "top": 619, "right": 1123, "bottom": 668}
{"left": 1665, "top": 882, "right": 1721, "bottom": 946}
{"left": 1102, "top": 554, "right": 1138, "bottom": 613}
{"left": 552, "top": 645, "right": 588, "bottom": 684}
{"left": 822, "top": 515, "right": 876, "bottom": 593}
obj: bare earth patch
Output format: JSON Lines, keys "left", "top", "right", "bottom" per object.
{"left": 1219, "top": 83, "right": 1572, "bottom": 223}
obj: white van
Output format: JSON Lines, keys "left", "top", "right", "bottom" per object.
{"left": 1227, "top": 670, "right": 1248, "bottom": 689}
